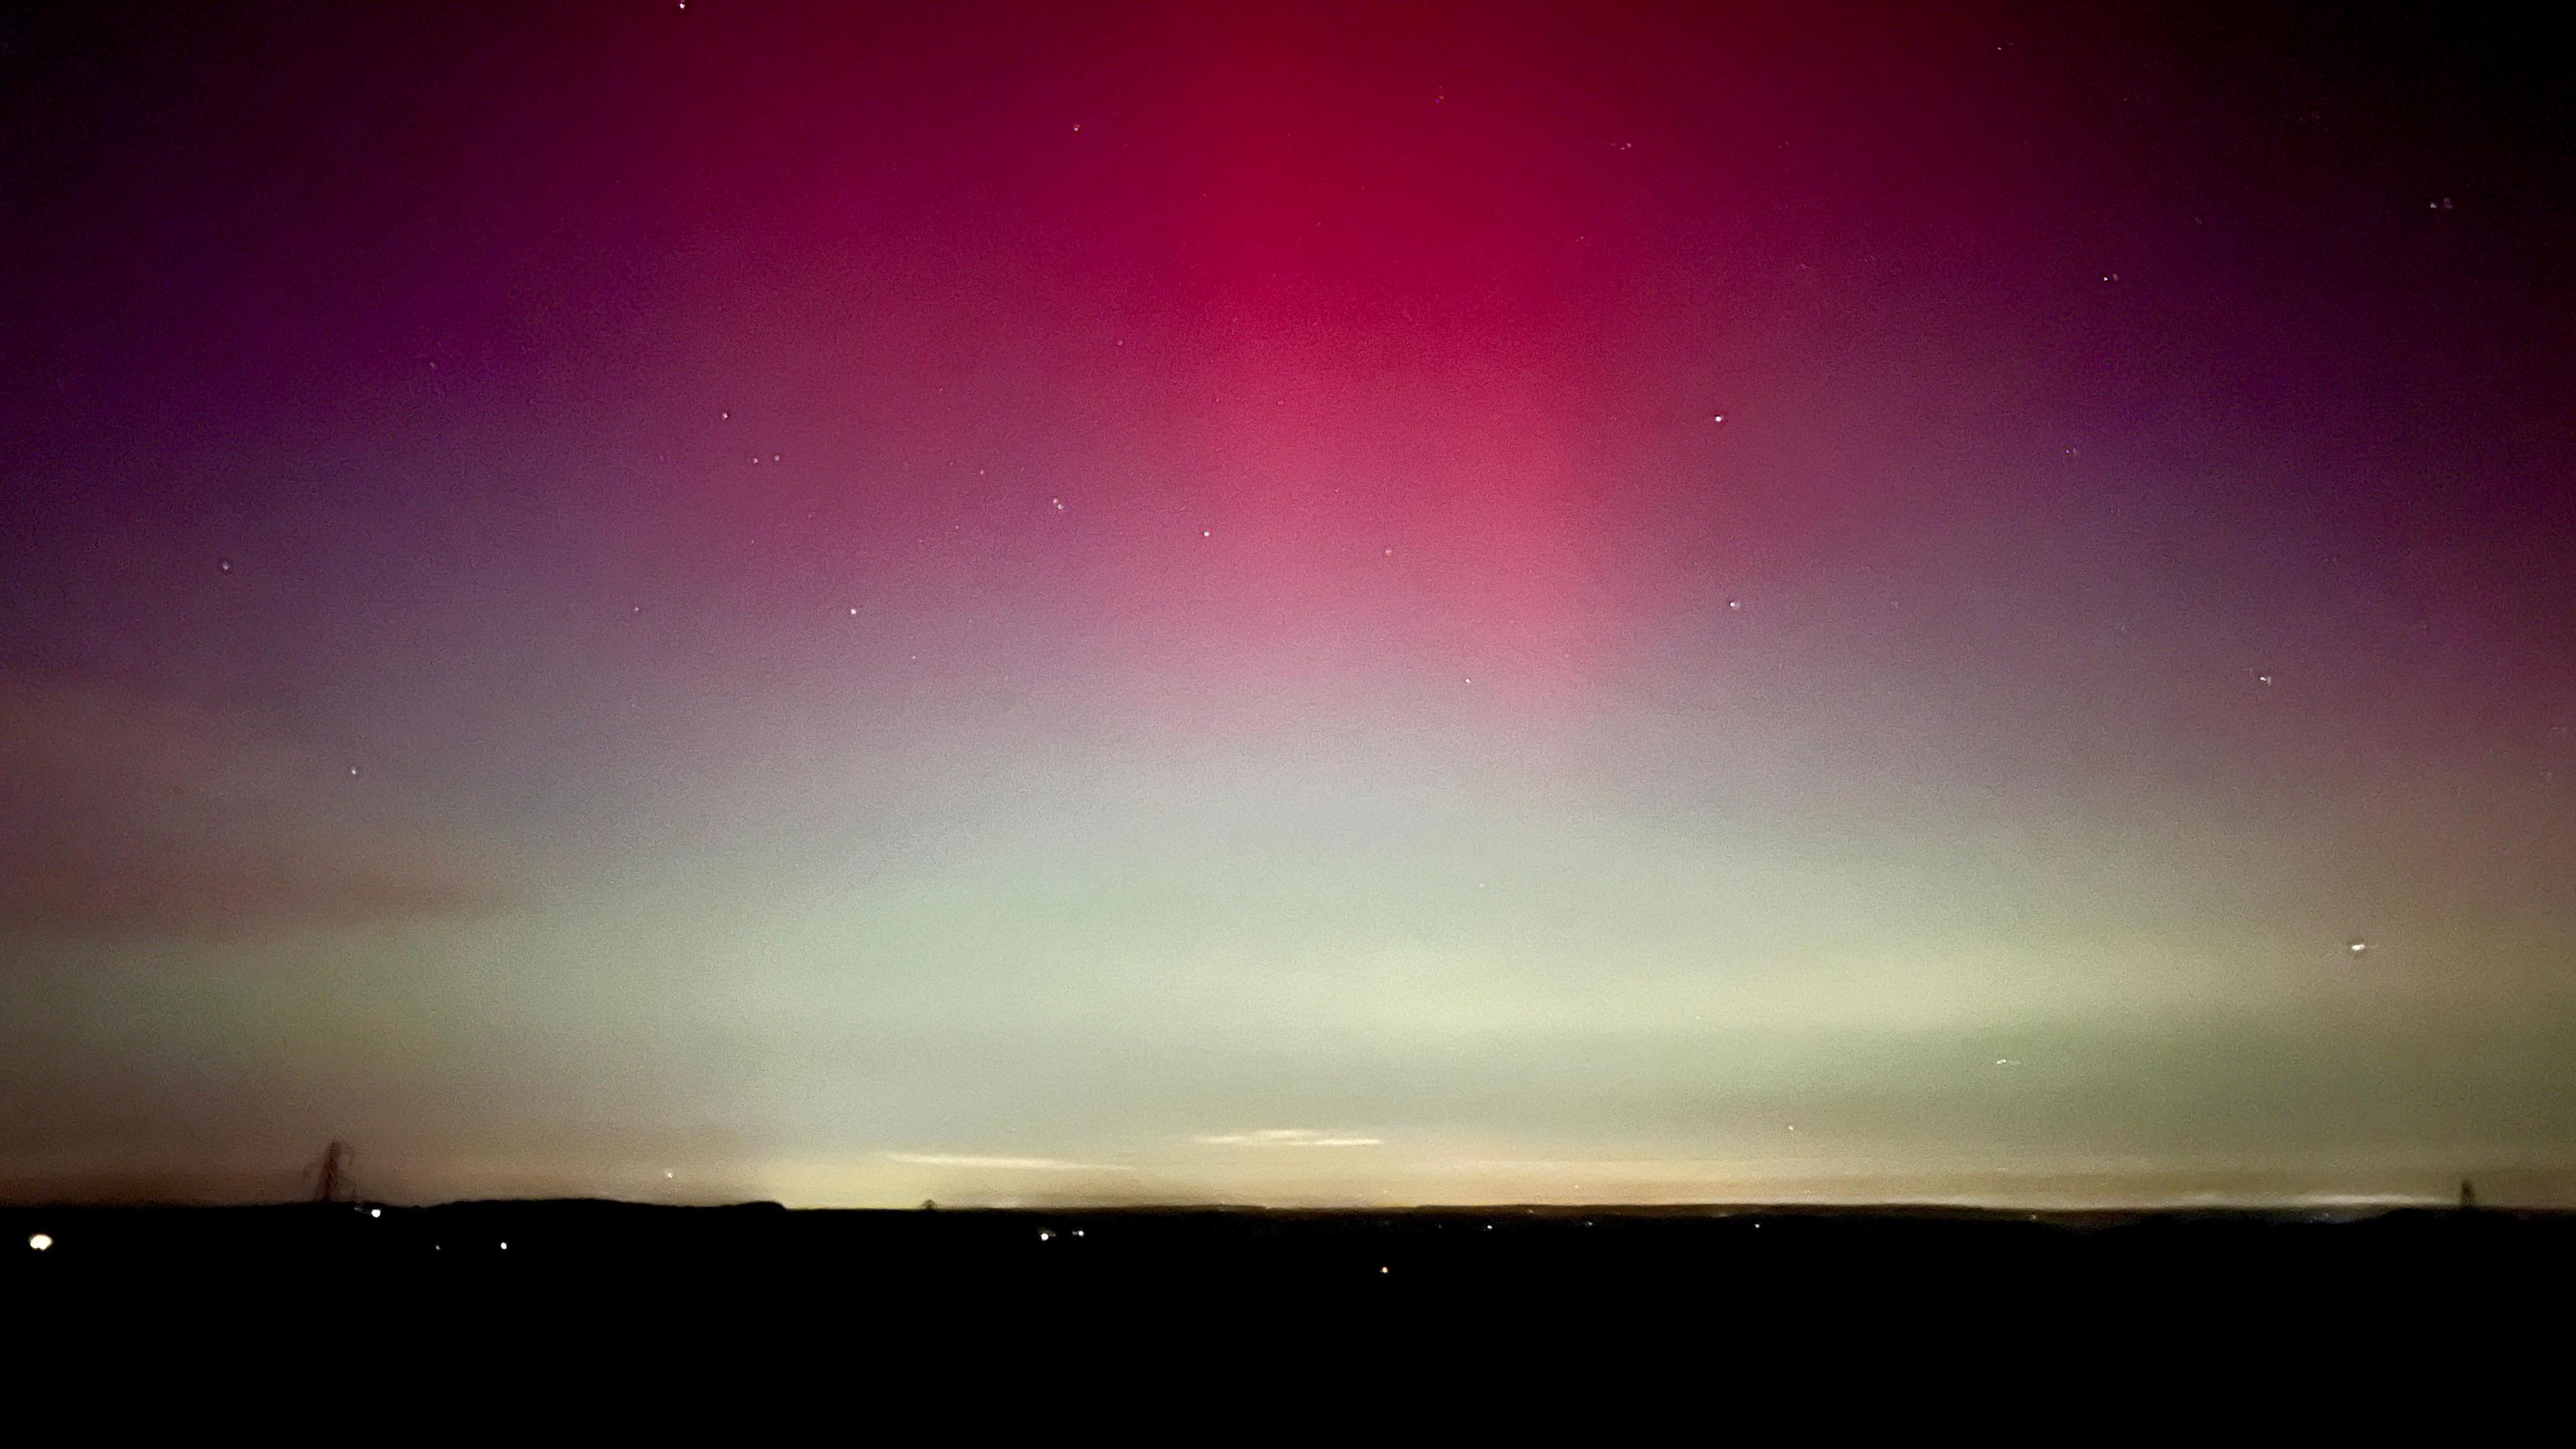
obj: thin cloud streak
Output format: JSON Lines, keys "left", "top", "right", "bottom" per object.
{"left": 881, "top": 1152, "right": 1134, "bottom": 1172}
{"left": 1194, "top": 1129, "right": 1386, "bottom": 1148}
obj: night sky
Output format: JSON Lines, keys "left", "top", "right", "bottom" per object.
{"left": 5, "top": 1, "right": 2573, "bottom": 1208}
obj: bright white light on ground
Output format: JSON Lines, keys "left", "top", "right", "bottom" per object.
{"left": 28, "top": 1233, "right": 52, "bottom": 1251}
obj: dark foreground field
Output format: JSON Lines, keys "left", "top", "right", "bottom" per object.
{"left": 14, "top": 1201, "right": 2576, "bottom": 1377}
{"left": 13, "top": 1201, "right": 2561, "bottom": 1400}
{"left": 10, "top": 1199, "right": 2572, "bottom": 1299}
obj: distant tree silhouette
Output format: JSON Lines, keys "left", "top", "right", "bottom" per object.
{"left": 922, "top": 1199, "right": 937, "bottom": 1212}
{"left": 2461, "top": 1178, "right": 2478, "bottom": 1210}
{"left": 309, "top": 1140, "right": 355, "bottom": 1203}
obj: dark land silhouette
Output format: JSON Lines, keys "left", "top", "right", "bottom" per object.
{"left": 11, "top": 1198, "right": 2570, "bottom": 1295}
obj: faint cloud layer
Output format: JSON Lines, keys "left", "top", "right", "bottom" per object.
{"left": 0, "top": 674, "right": 525, "bottom": 939}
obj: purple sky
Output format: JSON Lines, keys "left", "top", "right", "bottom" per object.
{"left": 3, "top": 1, "right": 2573, "bottom": 1207}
